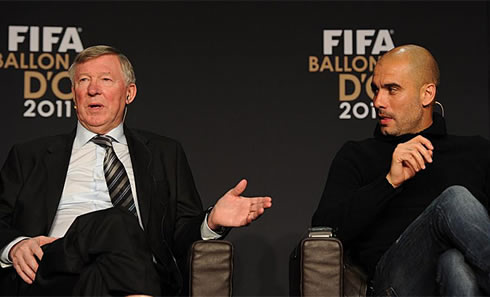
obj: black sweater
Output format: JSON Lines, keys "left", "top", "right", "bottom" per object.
{"left": 312, "top": 113, "right": 490, "bottom": 277}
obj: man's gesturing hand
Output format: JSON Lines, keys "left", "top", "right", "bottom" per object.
{"left": 208, "top": 179, "right": 272, "bottom": 230}
{"left": 9, "top": 236, "right": 57, "bottom": 284}
{"left": 386, "top": 135, "right": 434, "bottom": 188}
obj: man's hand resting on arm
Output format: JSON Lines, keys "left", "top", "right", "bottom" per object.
{"left": 9, "top": 236, "right": 57, "bottom": 284}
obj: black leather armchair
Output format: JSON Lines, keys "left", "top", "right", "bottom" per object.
{"left": 289, "top": 228, "right": 368, "bottom": 297}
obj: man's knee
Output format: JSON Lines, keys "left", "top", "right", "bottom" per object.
{"left": 74, "top": 207, "right": 143, "bottom": 239}
{"left": 437, "top": 249, "right": 481, "bottom": 295}
{"left": 437, "top": 185, "right": 484, "bottom": 215}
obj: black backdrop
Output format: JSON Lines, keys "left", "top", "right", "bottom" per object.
{"left": 0, "top": 2, "right": 488, "bottom": 295}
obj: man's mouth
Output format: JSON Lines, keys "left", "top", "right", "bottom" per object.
{"left": 378, "top": 114, "right": 393, "bottom": 125}
{"left": 89, "top": 103, "right": 103, "bottom": 109}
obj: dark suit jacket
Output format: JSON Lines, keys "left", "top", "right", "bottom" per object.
{"left": 0, "top": 125, "right": 206, "bottom": 296}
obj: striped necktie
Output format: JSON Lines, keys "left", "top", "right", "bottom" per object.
{"left": 91, "top": 135, "right": 137, "bottom": 217}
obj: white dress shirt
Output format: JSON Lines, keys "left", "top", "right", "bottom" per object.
{"left": 0, "top": 122, "right": 219, "bottom": 267}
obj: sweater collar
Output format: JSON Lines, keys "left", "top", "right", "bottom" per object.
{"left": 373, "top": 112, "right": 447, "bottom": 143}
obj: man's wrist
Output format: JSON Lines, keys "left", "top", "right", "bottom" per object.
{"left": 1, "top": 236, "right": 29, "bottom": 267}
{"left": 386, "top": 174, "right": 400, "bottom": 189}
{"left": 206, "top": 206, "right": 226, "bottom": 234}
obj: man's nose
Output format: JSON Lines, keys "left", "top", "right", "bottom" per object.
{"left": 373, "top": 90, "right": 386, "bottom": 109}
{"left": 87, "top": 80, "right": 101, "bottom": 96}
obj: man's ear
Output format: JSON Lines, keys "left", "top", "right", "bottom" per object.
{"left": 72, "top": 87, "right": 77, "bottom": 108}
{"left": 125, "top": 84, "right": 137, "bottom": 104}
{"left": 422, "top": 83, "right": 436, "bottom": 107}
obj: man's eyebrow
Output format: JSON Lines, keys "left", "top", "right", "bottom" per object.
{"left": 78, "top": 71, "right": 112, "bottom": 76}
{"left": 383, "top": 82, "right": 401, "bottom": 89}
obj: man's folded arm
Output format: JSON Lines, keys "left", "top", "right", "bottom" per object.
{"left": 312, "top": 142, "right": 400, "bottom": 245}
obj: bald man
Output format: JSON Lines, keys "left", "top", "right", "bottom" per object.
{"left": 313, "top": 45, "right": 490, "bottom": 296}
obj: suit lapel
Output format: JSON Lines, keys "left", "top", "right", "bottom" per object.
{"left": 125, "top": 126, "right": 153, "bottom": 229}
{"left": 44, "top": 131, "right": 75, "bottom": 232}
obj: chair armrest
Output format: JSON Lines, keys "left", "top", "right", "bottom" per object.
{"left": 302, "top": 237, "right": 344, "bottom": 296}
{"left": 290, "top": 228, "right": 344, "bottom": 296}
{"left": 189, "top": 240, "right": 233, "bottom": 297}
{"left": 289, "top": 227, "right": 368, "bottom": 297}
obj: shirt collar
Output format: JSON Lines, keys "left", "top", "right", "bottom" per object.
{"left": 73, "top": 122, "right": 127, "bottom": 149}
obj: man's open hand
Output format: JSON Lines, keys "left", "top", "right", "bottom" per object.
{"left": 207, "top": 179, "right": 272, "bottom": 230}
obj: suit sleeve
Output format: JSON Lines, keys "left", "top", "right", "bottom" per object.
{"left": 0, "top": 146, "right": 26, "bottom": 250}
{"left": 311, "top": 142, "right": 400, "bottom": 247}
{"left": 171, "top": 143, "right": 205, "bottom": 259}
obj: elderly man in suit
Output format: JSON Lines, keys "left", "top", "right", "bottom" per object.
{"left": 0, "top": 45, "right": 272, "bottom": 296}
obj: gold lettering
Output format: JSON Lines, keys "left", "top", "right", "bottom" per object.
{"left": 20, "top": 53, "right": 28, "bottom": 69}
{"left": 339, "top": 74, "right": 360, "bottom": 101}
{"left": 52, "top": 71, "right": 72, "bottom": 100}
{"left": 4, "top": 53, "right": 19, "bottom": 69}
{"left": 24, "top": 71, "right": 47, "bottom": 99}
{"left": 352, "top": 56, "right": 368, "bottom": 72}
{"left": 343, "top": 56, "right": 352, "bottom": 72}
{"left": 334, "top": 56, "right": 343, "bottom": 72}
{"left": 309, "top": 56, "right": 319, "bottom": 72}
{"left": 319, "top": 56, "right": 333, "bottom": 72}
{"left": 369, "top": 56, "right": 377, "bottom": 72}
{"left": 38, "top": 53, "right": 54, "bottom": 70}
{"left": 365, "top": 75, "right": 374, "bottom": 99}
{"left": 29, "top": 53, "right": 38, "bottom": 69}
{"left": 56, "top": 54, "right": 70, "bottom": 70}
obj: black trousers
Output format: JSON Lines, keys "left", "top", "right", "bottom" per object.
{"left": 21, "top": 208, "right": 161, "bottom": 296}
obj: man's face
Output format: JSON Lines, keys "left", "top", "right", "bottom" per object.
{"left": 371, "top": 56, "right": 425, "bottom": 136}
{"left": 72, "top": 54, "right": 135, "bottom": 134}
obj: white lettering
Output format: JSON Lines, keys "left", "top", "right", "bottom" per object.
{"left": 323, "top": 30, "right": 342, "bottom": 55}
{"left": 372, "top": 29, "right": 395, "bottom": 55}
{"left": 356, "top": 30, "right": 375, "bottom": 55}
{"left": 29, "top": 26, "right": 39, "bottom": 52}
{"left": 43, "top": 27, "right": 63, "bottom": 52}
{"left": 8, "top": 26, "right": 28, "bottom": 51}
{"left": 8, "top": 25, "right": 83, "bottom": 53}
{"left": 323, "top": 29, "right": 395, "bottom": 55}
{"left": 58, "top": 27, "right": 83, "bottom": 52}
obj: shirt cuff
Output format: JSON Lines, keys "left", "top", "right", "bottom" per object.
{"left": 0, "top": 236, "right": 29, "bottom": 268}
{"left": 200, "top": 212, "right": 222, "bottom": 240}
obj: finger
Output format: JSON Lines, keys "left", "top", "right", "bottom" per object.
{"left": 14, "top": 264, "right": 33, "bottom": 284}
{"left": 32, "top": 243, "right": 44, "bottom": 262}
{"left": 23, "top": 248, "right": 40, "bottom": 275}
{"left": 249, "top": 197, "right": 272, "bottom": 207}
{"left": 414, "top": 143, "right": 433, "bottom": 163}
{"left": 246, "top": 213, "right": 255, "bottom": 224}
{"left": 229, "top": 179, "right": 247, "bottom": 196}
{"left": 39, "top": 236, "right": 57, "bottom": 246}
{"left": 408, "top": 148, "right": 427, "bottom": 170}
{"left": 413, "top": 135, "right": 434, "bottom": 150}
{"left": 401, "top": 155, "right": 420, "bottom": 173}
{"left": 17, "top": 257, "right": 36, "bottom": 283}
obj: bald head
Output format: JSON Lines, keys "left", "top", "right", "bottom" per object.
{"left": 378, "top": 44, "right": 440, "bottom": 88}
{"left": 372, "top": 44, "right": 439, "bottom": 136}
